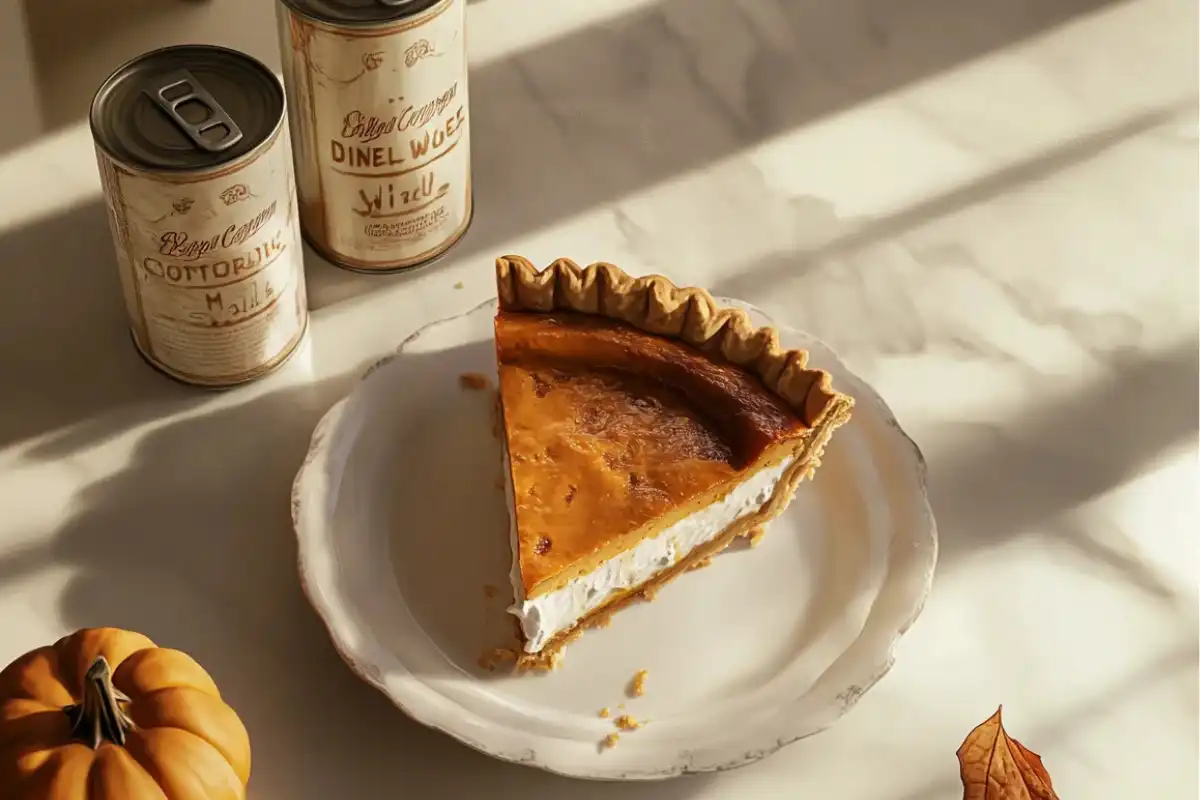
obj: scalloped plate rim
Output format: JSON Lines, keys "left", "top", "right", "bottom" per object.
{"left": 291, "top": 296, "right": 938, "bottom": 781}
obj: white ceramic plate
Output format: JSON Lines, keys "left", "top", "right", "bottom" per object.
{"left": 292, "top": 298, "right": 937, "bottom": 780}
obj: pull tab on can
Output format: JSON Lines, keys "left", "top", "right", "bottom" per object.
{"left": 144, "top": 69, "right": 244, "bottom": 154}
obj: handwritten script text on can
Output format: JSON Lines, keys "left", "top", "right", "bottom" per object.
{"left": 279, "top": 0, "right": 472, "bottom": 272}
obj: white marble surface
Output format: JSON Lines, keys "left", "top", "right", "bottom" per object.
{"left": 0, "top": 0, "right": 1197, "bottom": 797}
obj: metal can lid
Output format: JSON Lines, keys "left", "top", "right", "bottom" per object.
{"left": 90, "top": 45, "right": 284, "bottom": 172}
{"left": 280, "top": 0, "right": 446, "bottom": 26}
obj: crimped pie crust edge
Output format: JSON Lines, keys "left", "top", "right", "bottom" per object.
{"left": 496, "top": 255, "right": 854, "bottom": 428}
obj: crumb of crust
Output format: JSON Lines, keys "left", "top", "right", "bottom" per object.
{"left": 460, "top": 372, "right": 491, "bottom": 391}
{"left": 516, "top": 625, "right": 586, "bottom": 671}
{"left": 454, "top": 281, "right": 464, "bottom": 289}
{"left": 801, "top": 457, "right": 820, "bottom": 481}
{"left": 516, "top": 648, "right": 564, "bottom": 672}
{"left": 687, "top": 556, "right": 713, "bottom": 572}
{"left": 601, "top": 733, "right": 619, "bottom": 750}
{"left": 628, "top": 669, "right": 648, "bottom": 697}
{"left": 614, "top": 714, "right": 641, "bottom": 731}
{"left": 745, "top": 526, "right": 767, "bottom": 548}
{"left": 483, "top": 584, "right": 498, "bottom": 599}
{"left": 477, "top": 647, "right": 516, "bottom": 672}
{"left": 640, "top": 586, "right": 657, "bottom": 601}
{"left": 598, "top": 707, "right": 610, "bottom": 719}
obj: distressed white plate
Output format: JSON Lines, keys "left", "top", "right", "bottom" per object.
{"left": 292, "top": 298, "right": 937, "bottom": 780}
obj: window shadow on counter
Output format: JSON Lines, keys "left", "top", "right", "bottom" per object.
{"left": 698, "top": 103, "right": 1199, "bottom": 605}
{"left": 302, "top": 0, "right": 1121, "bottom": 307}
{"left": 0, "top": 200, "right": 208, "bottom": 454}
{"left": 19, "top": 0, "right": 281, "bottom": 137}
{"left": 925, "top": 337, "right": 1198, "bottom": 589}
{"left": 708, "top": 104, "right": 1193, "bottom": 305}
{"left": 0, "top": 0, "right": 1129, "bottom": 449}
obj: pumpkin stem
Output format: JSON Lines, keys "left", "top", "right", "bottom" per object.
{"left": 63, "top": 656, "right": 134, "bottom": 748}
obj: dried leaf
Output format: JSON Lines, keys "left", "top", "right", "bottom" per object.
{"left": 957, "top": 707, "right": 1060, "bottom": 800}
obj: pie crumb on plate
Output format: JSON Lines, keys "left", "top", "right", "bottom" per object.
{"left": 628, "top": 669, "right": 649, "bottom": 697}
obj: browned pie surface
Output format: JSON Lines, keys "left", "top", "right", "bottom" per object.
{"left": 496, "top": 311, "right": 808, "bottom": 597}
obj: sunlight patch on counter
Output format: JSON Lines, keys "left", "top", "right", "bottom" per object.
{"left": 744, "top": 0, "right": 1191, "bottom": 223}
{"left": 466, "top": 0, "right": 665, "bottom": 66}
{"left": 0, "top": 121, "right": 102, "bottom": 236}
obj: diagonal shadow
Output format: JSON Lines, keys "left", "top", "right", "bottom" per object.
{"left": 928, "top": 337, "right": 1199, "bottom": 571}
{"left": 301, "top": 0, "right": 1122, "bottom": 306}
{"left": 0, "top": 201, "right": 208, "bottom": 455}
{"left": 1049, "top": 514, "right": 1191, "bottom": 607}
{"left": 0, "top": 0, "right": 1125, "bottom": 453}
{"left": 23, "top": 0, "right": 184, "bottom": 55}
{"left": 710, "top": 103, "right": 1195, "bottom": 303}
{"left": 18, "top": 0, "right": 280, "bottom": 138}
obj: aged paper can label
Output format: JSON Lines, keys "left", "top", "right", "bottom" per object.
{"left": 95, "top": 128, "right": 309, "bottom": 386}
{"left": 278, "top": 0, "right": 472, "bottom": 272}
{"left": 92, "top": 45, "right": 309, "bottom": 387}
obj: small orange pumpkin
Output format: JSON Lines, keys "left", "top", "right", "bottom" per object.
{"left": 0, "top": 627, "right": 251, "bottom": 799}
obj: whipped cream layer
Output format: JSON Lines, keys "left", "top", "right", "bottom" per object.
{"left": 505, "top": 452, "right": 794, "bottom": 653}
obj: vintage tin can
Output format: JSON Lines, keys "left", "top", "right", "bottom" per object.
{"left": 91, "top": 45, "right": 309, "bottom": 388}
{"left": 277, "top": 0, "right": 472, "bottom": 273}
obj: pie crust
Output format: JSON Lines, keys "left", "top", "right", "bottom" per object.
{"left": 495, "top": 256, "right": 855, "bottom": 668}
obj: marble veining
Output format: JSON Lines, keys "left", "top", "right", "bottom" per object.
{"left": 0, "top": 0, "right": 1194, "bottom": 797}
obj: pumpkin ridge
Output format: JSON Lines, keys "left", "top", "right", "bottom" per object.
{"left": 125, "top": 685, "right": 250, "bottom": 781}
{"left": 113, "top": 647, "right": 223, "bottom": 700}
{"left": 130, "top": 721, "right": 245, "bottom": 763}
{"left": 1, "top": 696, "right": 59, "bottom": 723}
{"left": 88, "top": 741, "right": 170, "bottom": 800}
{"left": 19, "top": 745, "right": 85, "bottom": 796}
{"left": 0, "top": 707, "right": 70, "bottom": 756}
{"left": 126, "top": 726, "right": 246, "bottom": 799}
{"left": 0, "top": 647, "right": 71, "bottom": 706}
{"left": 115, "top": 646, "right": 158, "bottom": 669}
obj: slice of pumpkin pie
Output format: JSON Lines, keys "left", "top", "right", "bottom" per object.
{"left": 494, "top": 257, "right": 853, "bottom": 668}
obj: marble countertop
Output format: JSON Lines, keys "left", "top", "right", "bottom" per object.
{"left": 0, "top": 0, "right": 1196, "bottom": 797}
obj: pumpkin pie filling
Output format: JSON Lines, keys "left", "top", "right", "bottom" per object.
{"left": 493, "top": 257, "right": 854, "bottom": 667}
